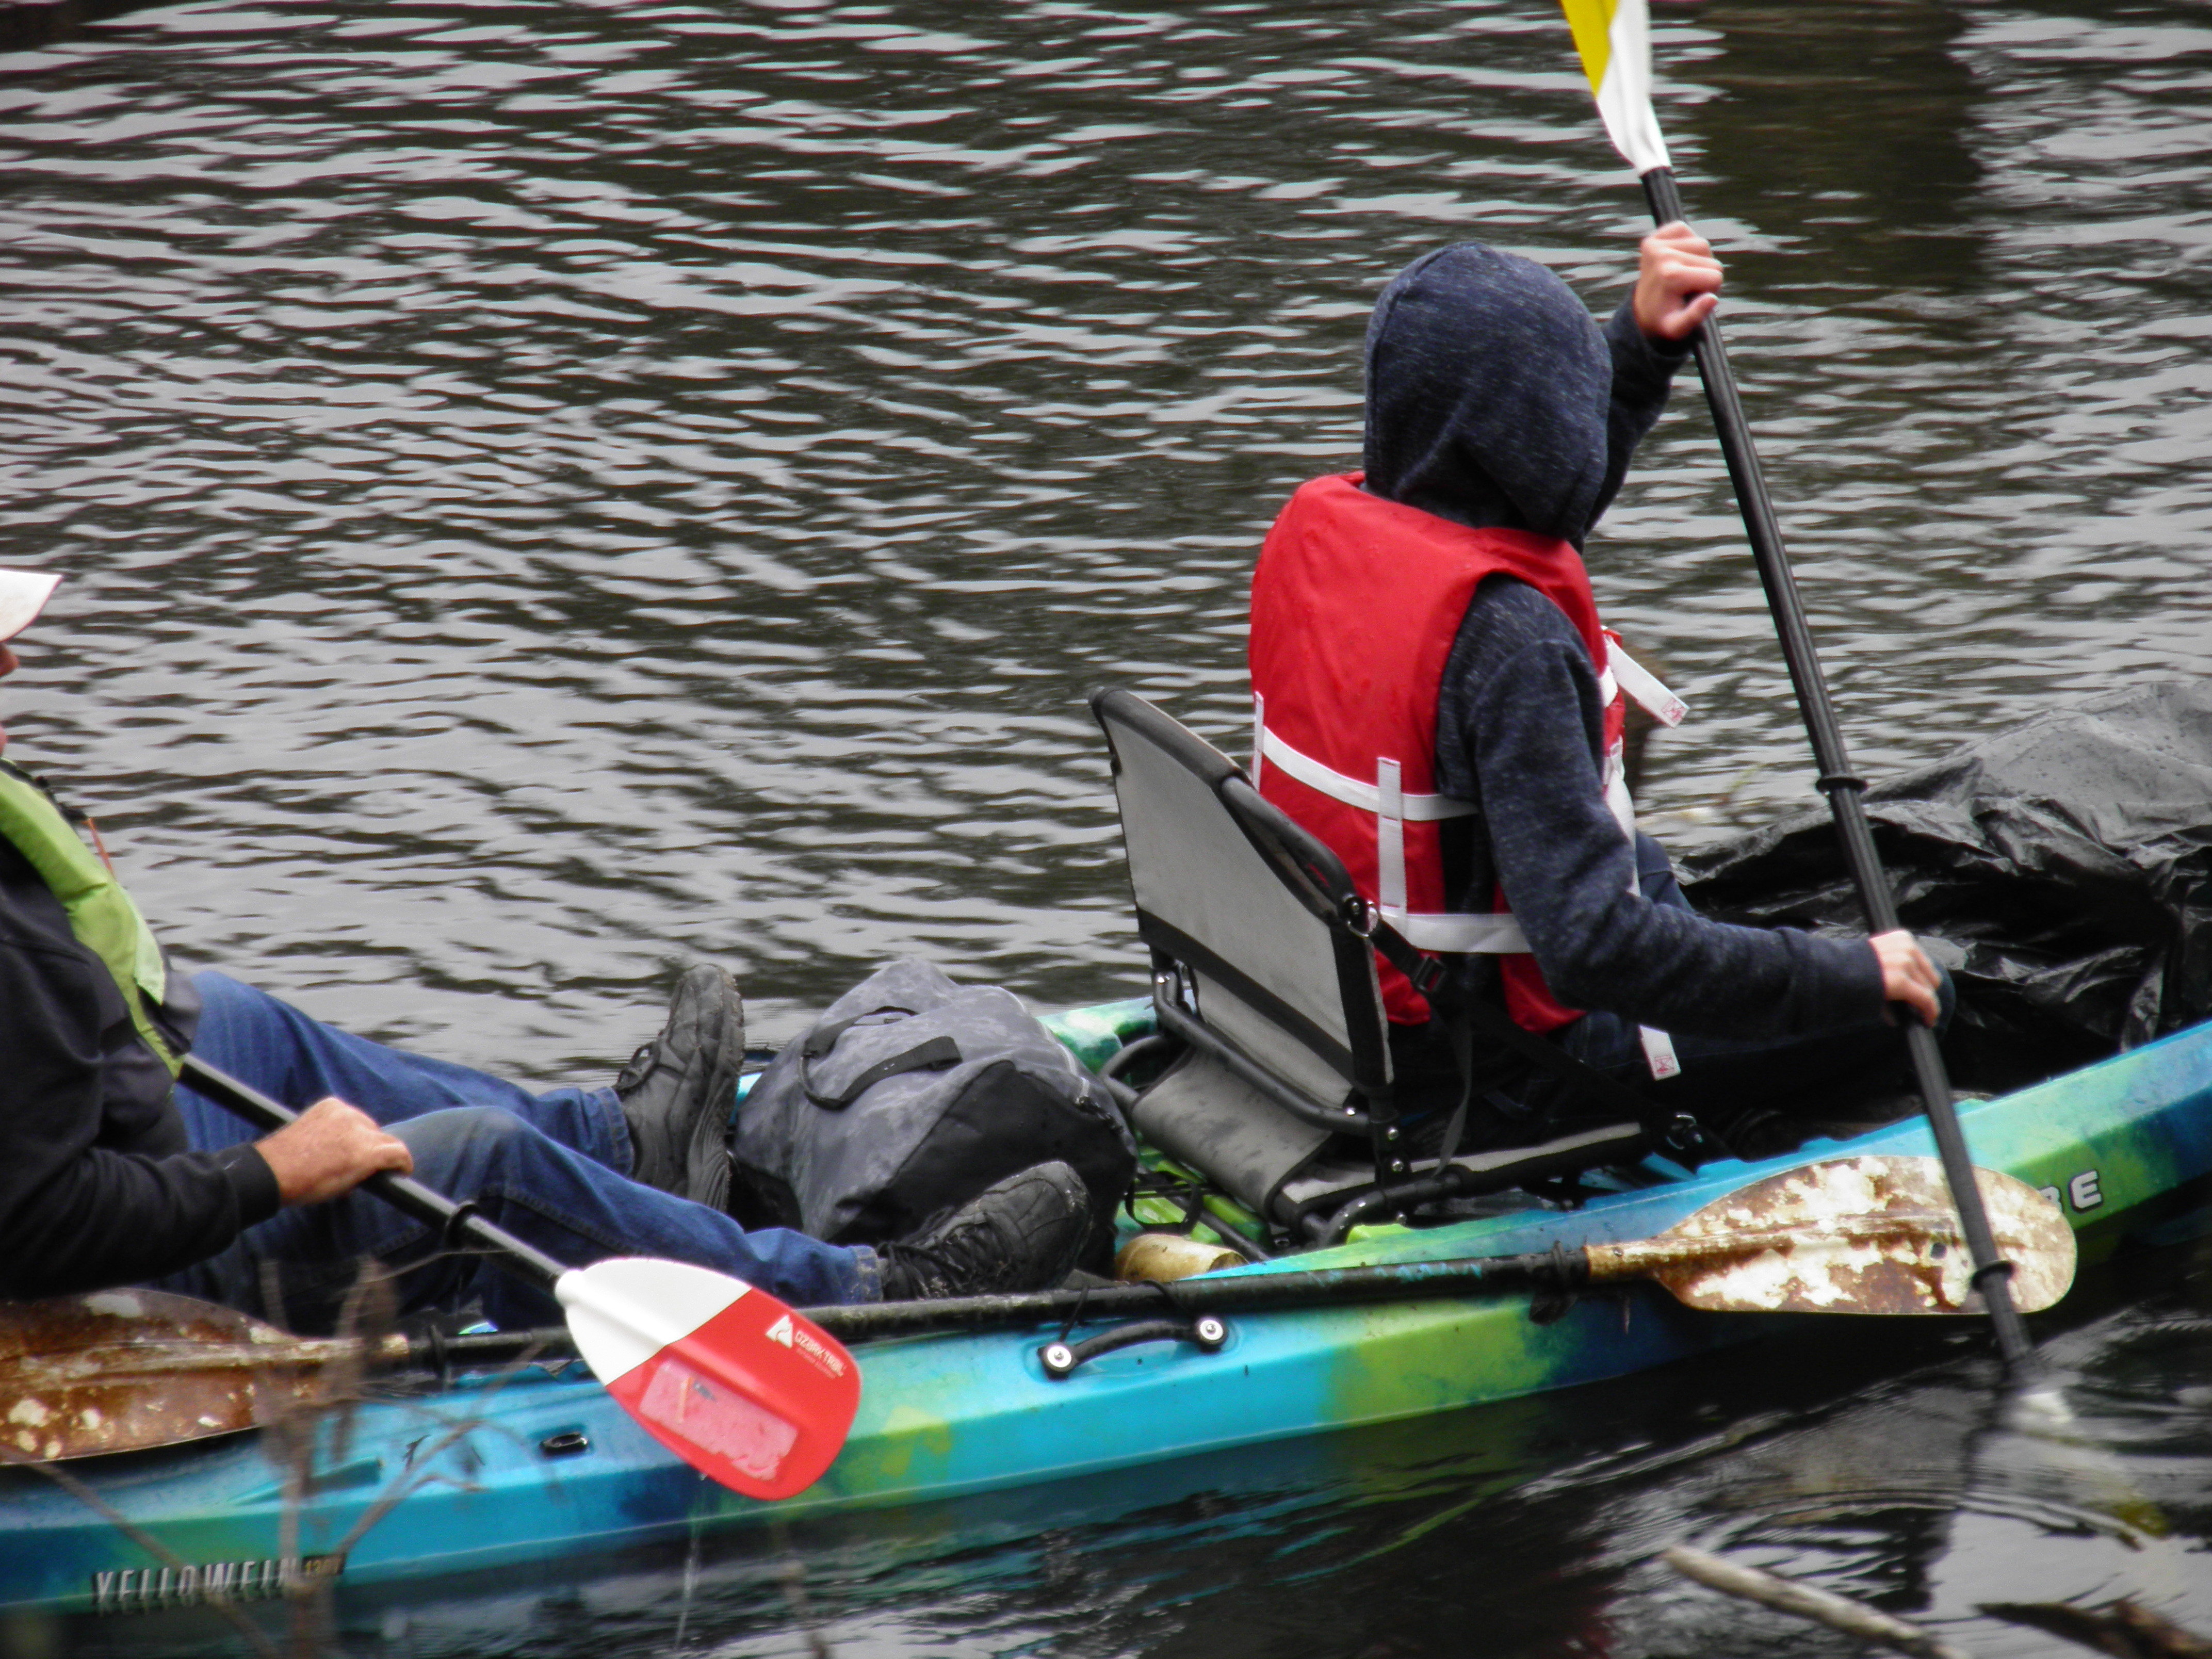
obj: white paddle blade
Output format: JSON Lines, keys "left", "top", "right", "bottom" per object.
{"left": 1558, "top": 0, "right": 1672, "bottom": 176}
{"left": 556, "top": 1258, "right": 860, "bottom": 1501}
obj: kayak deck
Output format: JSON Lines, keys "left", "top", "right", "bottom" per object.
{"left": 6, "top": 1009, "right": 2211, "bottom": 1619}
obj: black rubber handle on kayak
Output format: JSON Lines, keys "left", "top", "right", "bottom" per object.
{"left": 180, "top": 1053, "right": 571, "bottom": 1291}
{"left": 1639, "top": 166, "right": 2031, "bottom": 1370}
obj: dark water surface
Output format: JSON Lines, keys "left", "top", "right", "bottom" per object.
{"left": 4, "top": 0, "right": 2211, "bottom": 1652}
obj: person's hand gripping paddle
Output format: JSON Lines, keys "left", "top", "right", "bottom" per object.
{"left": 1554, "top": 0, "right": 2037, "bottom": 1371}
{"left": 181, "top": 1055, "right": 860, "bottom": 1500}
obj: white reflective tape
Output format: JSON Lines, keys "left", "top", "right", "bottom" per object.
{"left": 1258, "top": 725, "right": 1476, "bottom": 822}
{"left": 1250, "top": 691, "right": 1265, "bottom": 788}
{"left": 1376, "top": 757, "right": 1407, "bottom": 916}
{"left": 1385, "top": 909, "right": 1531, "bottom": 954}
{"left": 1606, "top": 641, "right": 1688, "bottom": 728}
{"left": 1250, "top": 727, "right": 1527, "bottom": 958}
{"left": 1603, "top": 738, "right": 1637, "bottom": 841}
{"left": 1639, "top": 1026, "right": 1680, "bottom": 1080}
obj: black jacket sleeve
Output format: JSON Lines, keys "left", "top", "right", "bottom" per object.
{"left": 1441, "top": 584, "right": 1884, "bottom": 1038}
{"left": 1588, "top": 300, "right": 1692, "bottom": 536}
{"left": 0, "top": 847, "right": 278, "bottom": 1298}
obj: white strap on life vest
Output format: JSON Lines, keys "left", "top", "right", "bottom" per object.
{"left": 1599, "top": 641, "right": 1687, "bottom": 844}
{"left": 1601, "top": 640, "right": 1687, "bottom": 1081}
{"left": 1256, "top": 723, "right": 1527, "bottom": 954}
{"left": 1254, "top": 642, "right": 1691, "bottom": 1080}
{"left": 1258, "top": 719, "right": 1475, "bottom": 823}
{"left": 1607, "top": 640, "right": 1687, "bottom": 729}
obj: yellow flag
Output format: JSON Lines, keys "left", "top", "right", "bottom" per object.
{"left": 1558, "top": 0, "right": 1671, "bottom": 175}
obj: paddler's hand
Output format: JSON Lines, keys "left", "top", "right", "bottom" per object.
{"left": 255, "top": 1097, "right": 414, "bottom": 1207}
{"left": 1633, "top": 222, "right": 1722, "bottom": 342}
{"left": 1871, "top": 930, "right": 1943, "bottom": 1029}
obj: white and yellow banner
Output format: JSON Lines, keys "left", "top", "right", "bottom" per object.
{"left": 1558, "top": 0, "right": 1671, "bottom": 176}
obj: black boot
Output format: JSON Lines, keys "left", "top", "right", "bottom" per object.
{"left": 877, "top": 1163, "right": 1091, "bottom": 1302}
{"left": 614, "top": 964, "right": 743, "bottom": 1207}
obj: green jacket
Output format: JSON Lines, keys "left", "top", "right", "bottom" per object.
{"left": 0, "top": 757, "right": 182, "bottom": 1075}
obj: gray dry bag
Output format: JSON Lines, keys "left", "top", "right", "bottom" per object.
{"left": 727, "top": 958, "right": 1136, "bottom": 1262}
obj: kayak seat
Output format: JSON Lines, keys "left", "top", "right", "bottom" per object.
{"left": 1089, "top": 687, "right": 1649, "bottom": 1246}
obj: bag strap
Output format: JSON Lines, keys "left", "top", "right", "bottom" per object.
{"left": 803, "top": 1037, "right": 963, "bottom": 1110}
{"left": 796, "top": 1004, "right": 965, "bottom": 1111}
{"left": 803, "top": 1004, "right": 915, "bottom": 1056}
{"left": 1439, "top": 1016, "right": 1476, "bottom": 1158}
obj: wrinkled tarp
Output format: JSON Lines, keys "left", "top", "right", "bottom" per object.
{"left": 1681, "top": 679, "right": 2212, "bottom": 1094}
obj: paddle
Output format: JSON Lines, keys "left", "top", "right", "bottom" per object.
{"left": 1554, "top": 0, "right": 2037, "bottom": 1369}
{"left": 805, "top": 1156, "right": 2072, "bottom": 1344}
{"left": 0, "top": 1287, "right": 573, "bottom": 1461}
{"left": 175, "top": 1055, "right": 859, "bottom": 1499}
{"left": 0, "top": 1154, "right": 2069, "bottom": 1462}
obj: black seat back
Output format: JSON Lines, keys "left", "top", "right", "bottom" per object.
{"left": 1089, "top": 686, "right": 1652, "bottom": 1241}
{"left": 1090, "top": 686, "right": 1391, "bottom": 1109}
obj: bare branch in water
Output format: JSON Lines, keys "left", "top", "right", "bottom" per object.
{"left": 1664, "top": 1544, "right": 1970, "bottom": 1659}
{"left": 1983, "top": 1599, "right": 2212, "bottom": 1659}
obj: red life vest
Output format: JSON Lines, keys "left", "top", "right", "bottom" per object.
{"left": 1248, "top": 475, "right": 1684, "bottom": 1060}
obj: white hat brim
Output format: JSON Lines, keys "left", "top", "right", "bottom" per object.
{"left": 0, "top": 570, "right": 60, "bottom": 642}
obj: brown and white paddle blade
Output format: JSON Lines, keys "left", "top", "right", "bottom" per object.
{"left": 0, "top": 1290, "right": 352, "bottom": 1461}
{"left": 1589, "top": 1155, "right": 2076, "bottom": 1315}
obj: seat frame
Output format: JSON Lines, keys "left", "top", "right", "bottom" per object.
{"left": 1092, "top": 687, "right": 1662, "bottom": 1247}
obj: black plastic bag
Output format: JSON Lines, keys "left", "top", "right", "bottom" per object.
{"left": 1681, "top": 679, "right": 2212, "bottom": 1093}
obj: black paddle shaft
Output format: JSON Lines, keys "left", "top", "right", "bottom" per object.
{"left": 180, "top": 1055, "right": 570, "bottom": 1292}
{"left": 1638, "top": 166, "right": 2032, "bottom": 1369}
{"left": 806, "top": 1249, "right": 1585, "bottom": 1342}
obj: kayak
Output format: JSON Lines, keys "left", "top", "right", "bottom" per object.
{"left": 5, "top": 999, "right": 2211, "bottom": 1620}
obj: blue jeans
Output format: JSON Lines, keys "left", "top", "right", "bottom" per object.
{"left": 154, "top": 972, "right": 880, "bottom": 1332}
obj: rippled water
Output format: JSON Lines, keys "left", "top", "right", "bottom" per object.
{"left": 5, "top": 0, "right": 2211, "bottom": 1652}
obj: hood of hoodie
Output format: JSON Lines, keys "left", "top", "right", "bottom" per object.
{"left": 1360, "top": 242, "right": 1611, "bottom": 549}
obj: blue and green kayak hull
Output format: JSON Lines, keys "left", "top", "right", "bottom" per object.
{"left": 4, "top": 1007, "right": 2209, "bottom": 1619}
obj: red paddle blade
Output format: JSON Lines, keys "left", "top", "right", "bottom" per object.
{"left": 554, "top": 1258, "right": 860, "bottom": 1500}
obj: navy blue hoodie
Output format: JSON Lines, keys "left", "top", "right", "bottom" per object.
{"left": 1359, "top": 244, "right": 1882, "bottom": 1049}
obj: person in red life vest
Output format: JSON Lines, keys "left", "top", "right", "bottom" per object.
{"left": 1248, "top": 226, "right": 1947, "bottom": 1159}
{"left": 0, "top": 570, "right": 1090, "bottom": 1327}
